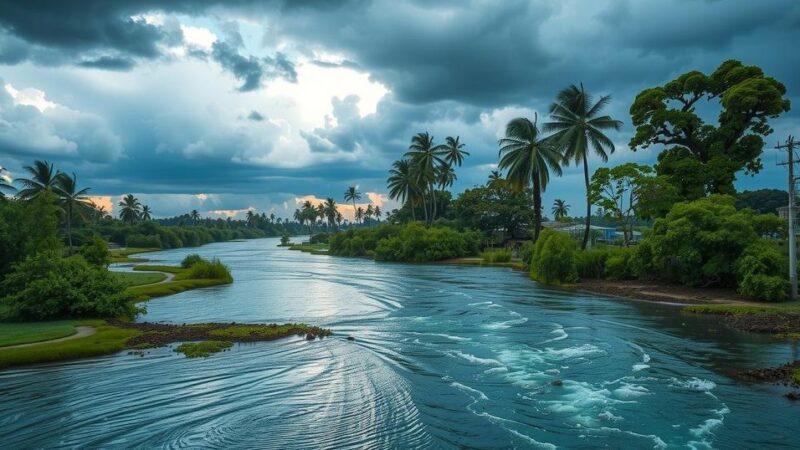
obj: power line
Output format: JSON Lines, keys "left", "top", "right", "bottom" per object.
{"left": 777, "top": 135, "right": 798, "bottom": 300}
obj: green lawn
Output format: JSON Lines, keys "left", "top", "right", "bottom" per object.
{"left": 132, "top": 264, "right": 187, "bottom": 275}
{"left": 113, "top": 271, "right": 166, "bottom": 287}
{"left": 683, "top": 301, "right": 800, "bottom": 315}
{"left": 0, "top": 320, "right": 78, "bottom": 347}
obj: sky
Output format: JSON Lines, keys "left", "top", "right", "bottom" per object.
{"left": 0, "top": 0, "right": 798, "bottom": 220}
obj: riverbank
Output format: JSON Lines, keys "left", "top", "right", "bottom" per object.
{"left": 0, "top": 247, "right": 332, "bottom": 370}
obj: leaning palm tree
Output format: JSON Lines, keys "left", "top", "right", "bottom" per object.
{"left": 54, "top": 172, "right": 92, "bottom": 253}
{"left": 551, "top": 199, "right": 570, "bottom": 221}
{"left": 355, "top": 206, "right": 365, "bottom": 225}
{"left": 0, "top": 166, "right": 15, "bottom": 198}
{"left": 141, "top": 205, "right": 153, "bottom": 221}
{"left": 405, "top": 132, "right": 446, "bottom": 224}
{"left": 15, "top": 160, "right": 59, "bottom": 200}
{"left": 387, "top": 159, "right": 419, "bottom": 222}
{"left": 118, "top": 194, "right": 142, "bottom": 225}
{"left": 443, "top": 136, "right": 470, "bottom": 167}
{"left": 498, "top": 114, "right": 563, "bottom": 241}
{"left": 545, "top": 83, "right": 622, "bottom": 249}
{"left": 344, "top": 185, "right": 361, "bottom": 222}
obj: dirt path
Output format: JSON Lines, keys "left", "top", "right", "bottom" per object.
{"left": 0, "top": 326, "right": 96, "bottom": 350}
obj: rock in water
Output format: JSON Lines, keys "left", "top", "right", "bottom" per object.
{"left": 786, "top": 391, "right": 800, "bottom": 401}
{"left": 305, "top": 333, "right": 316, "bottom": 341}
{"left": 346, "top": 336, "right": 355, "bottom": 341}
{"left": 551, "top": 379, "right": 563, "bottom": 387}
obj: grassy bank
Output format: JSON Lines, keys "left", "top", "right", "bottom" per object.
{"left": 288, "top": 243, "right": 329, "bottom": 254}
{"left": 0, "top": 320, "right": 79, "bottom": 347}
{"left": 113, "top": 271, "right": 167, "bottom": 287}
{"left": 108, "top": 247, "right": 160, "bottom": 263}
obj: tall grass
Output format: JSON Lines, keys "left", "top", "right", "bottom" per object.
{"left": 182, "top": 259, "right": 232, "bottom": 282}
{"left": 481, "top": 248, "right": 512, "bottom": 263}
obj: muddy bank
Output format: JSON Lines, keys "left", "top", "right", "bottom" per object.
{"left": 577, "top": 279, "right": 749, "bottom": 304}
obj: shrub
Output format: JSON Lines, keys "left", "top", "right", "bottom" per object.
{"left": 735, "top": 239, "right": 789, "bottom": 302}
{"left": 181, "top": 253, "right": 203, "bottom": 268}
{"left": 0, "top": 253, "right": 137, "bottom": 321}
{"left": 519, "top": 241, "right": 536, "bottom": 268}
{"left": 529, "top": 229, "right": 578, "bottom": 285}
{"left": 79, "top": 236, "right": 109, "bottom": 267}
{"left": 183, "top": 259, "right": 233, "bottom": 282}
{"left": 481, "top": 248, "right": 512, "bottom": 263}
{"left": 280, "top": 233, "right": 290, "bottom": 246}
{"left": 605, "top": 246, "right": 636, "bottom": 280}
{"left": 373, "top": 223, "right": 481, "bottom": 262}
{"left": 574, "top": 247, "right": 610, "bottom": 279}
{"left": 126, "top": 233, "right": 162, "bottom": 248}
{"left": 310, "top": 233, "right": 329, "bottom": 244}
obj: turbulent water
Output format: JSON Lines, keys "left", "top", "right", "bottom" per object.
{"left": 1, "top": 238, "right": 798, "bottom": 449}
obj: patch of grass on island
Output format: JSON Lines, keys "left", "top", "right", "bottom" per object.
{"left": 113, "top": 271, "right": 167, "bottom": 287}
{"left": 126, "top": 257, "right": 233, "bottom": 302}
{"left": 108, "top": 247, "right": 161, "bottom": 263}
{"left": 208, "top": 323, "right": 333, "bottom": 340}
{"left": 175, "top": 340, "right": 232, "bottom": 358}
{"left": 288, "top": 243, "right": 329, "bottom": 254}
{"left": 0, "top": 320, "right": 78, "bottom": 347}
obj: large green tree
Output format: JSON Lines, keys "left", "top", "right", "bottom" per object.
{"left": 629, "top": 59, "right": 790, "bottom": 200}
{"left": 498, "top": 114, "right": 563, "bottom": 241}
{"left": 344, "top": 185, "right": 362, "bottom": 224}
{"left": 546, "top": 84, "right": 622, "bottom": 249}
{"left": 405, "top": 132, "right": 447, "bottom": 225}
{"left": 118, "top": 194, "right": 142, "bottom": 224}
{"left": 387, "top": 159, "right": 419, "bottom": 222}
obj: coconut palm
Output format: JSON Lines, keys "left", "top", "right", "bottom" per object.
{"left": 551, "top": 199, "right": 570, "bottom": 221}
{"left": 54, "top": 172, "right": 92, "bottom": 253}
{"left": 355, "top": 206, "right": 365, "bottom": 224}
{"left": 293, "top": 209, "right": 304, "bottom": 229}
{"left": 387, "top": 159, "right": 419, "bottom": 222}
{"left": 15, "top": 160, "right": 59, "bottom": 200}
{"left": 335, "top": 210, "right": 343, "bottom": 228}
{"left": 141, "top": 205, "right": 153, "bottom": 221}
{"left": 498, "top": 114, "right": 563, "bottom": 241}
{"left": 118, "top": 194, "right": 142, "bottom": 224}
{"left": 245, "top": 210, "right": 255, "bottom": 227}
{"left": 374, "top": 205, "right": 381, "bottom": 223}
{"left": 323, "top": 197, "right": 338, "bottom": 228}
{"left": 437, "top": 163, "right": 457, "bottom": 190}
{"left": 365, "top": 204, "right": 374, "bottom": 225}
{"left": 190, "top": 209, "right": 200, "bottom": 223}
{"left": 405, "top": 132, "right": 446, "bottom": 224}
{"left": 545, "top": 83, "right": 622, "bottom": 249}
{"left": 344, "top": 185, "right": 361, "bottom": 223}
{"left": 0, "top": 166, "right": 15, "bottom": 198}
{"left": 443, "top": 136, "right": 470, "bottom": 167}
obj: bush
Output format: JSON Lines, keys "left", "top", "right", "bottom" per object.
{"left": 735, "top": 239, "right": 789, "bottom": 301}
{"left": 481, "top": 248, "right": 512, "bottom": 263}
{"left": 574, "top": 247, "right": 610, "bottom": 279}
{"left": 519, "top": 241, "right": 536, "bottom": 268}
{"left": 183, "top": 259, "right": 233, "bottom": 282}
{"left": 79, "top": 236, "right": 109, "bottom": 267}
{"left": 373, "top": 223, "right": 481, "bottom": 262}
{"left": 0, "top": 253, "right": 136, "bottom": 321}
{"left": 126, "top": 233, "right": 162, "bottom": 248}
{"left": 529, "top": 229, "right": 578, "bottom": 285}
{"left": 310, "top": 233, "right": 329, "bottom": 244}
{"left": 181, "top": 253, "right": 203, "bottom": 268}
{"left": 280, "top": 233, "right": 290, "bottom": 246}
{"left": 605, "top": 246, "right": 636, "bottom": 280}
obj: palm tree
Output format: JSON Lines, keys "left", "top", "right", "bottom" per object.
{"left": 405, "top": 132, "right": 446, "bottom": 224}
{"left": 323, "top": 197, "right": 338, "bottom": 228}
{"left": 545, "top": 83, "right": 622, "bottom": 249}
{"left": 0, "top": 166, "right": 15, "bottom": 198}
{"left": 365, "top": 204, "right": 374, "bottom": 225}
{"left": 498, "top": 114, "right": 563, "bottom": 241}
{"left": 190, "top": 209, "right": 200, "bottom": 223}
{"left": 293, "top": 209, "right": 304, "bottom": 229}
{"left": 15, "top": 160, "right": 59, "bottom": 200}
{"left": 552, "top": 199, "right": 570, "bottom": 221}
{"left": 246, "top": 210, "right": 255, "bottom": 227}
{"left": 437, "top": 163, "right": 457, "bottom": 190}
{"left": 141, "top": 205, "right": 153, "bottom": 221}
{"left": 344, "top": 186, "right": 361, "bottom": 223}
{"left": 54, "top": 172, "right": 92, "bottom": 253}
{"left": 387, "top": 159, "right": 419, "bottom": 221}
{"left": 355, "top": 206, "right": 365, "bottom": 224}
{"left": 118, "top": 194, "right": 142, "bottom": 224}
{"left": 335, "top": 210, "right": 343, "bottom": 228}
{"left": 374, "top": 206, "right": 381, "bottom": 223}
{"left": 443, "top": 136, "right": 470, "bottom": 167}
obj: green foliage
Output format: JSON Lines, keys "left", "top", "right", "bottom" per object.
{"left": 174, "top": 340, "right": 233, "bottom": 358}
{"left": 126, "top": 233, "right": 162, "bottom": 248}
{"left": 181, "top": 259, "right": 233, "bottom": 282}
{"left": 0, "top": 320, "right": 77, "bottom": 347}
{"left": 735, "top": 239, "right": 789, "bottom": 301}
{"left": 372, "top": 222, "right": 481, "bottom": 262}
{"left": 1, "top": 253, "right": 136, "bottom": 321}
{"left": 529, "top": 229, "right": 578, "bottom": 285}
{"left": 310, "top": 233, "right": 330, "bottom": 244}
{"left": 574, "top": 247, "right": 610, "bottom": 279}
{"left": 126, "top": 278, "right": 230, "bottom": 302}
{"left": 481, "top": 248, "right": 512, "bottom": 263}
{"left": 605, "top": 246, "right": 636, "bottom": 281}
{"left": 452, "top": 184, "right": 534, "bottom": 238}
{"left": 629, "top": 60, "right": 791, "bottom": 200}
{"left": 181, "top": 253, "right": 203, "bottom": 268}
{"left": 79, "top": 236, "right": 109, "bottom": 266}
{"left": 519, "top": 241, "right": 536, "bottom": 268}
{"left": 208, "top": 323, "right": 333, "bottom": 339}
{"left": 280, "top": 233, "right": 291, "bottom": 246}
{"left": 0, "top": 192, "right": 61, "bottom": 276}
{"left": 112, "top": 271, "right": 166, "bottom": 287}
{"left": 736, "top": 189, "right": 788, "bottom": 214}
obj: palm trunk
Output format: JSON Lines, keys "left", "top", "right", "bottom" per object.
{"left": 533, "top": 177, "right": 542, "bottom": 242}
{"left": 421, "top": 195, "right": 428, "bottom": 225}
{"left": 409, "top": 199, "right": 416, "bottom": 221}
{"left": 582, "top": 153, "right": 591, "bottom": 250}
{"left": 67, "top": 203, "right": 73, "bottom": 255}
{"left": 430, "top": 183, "right": 437, "bottom": 225}
{"left": 352, "top": 200, "right": 357, "bottom": 225}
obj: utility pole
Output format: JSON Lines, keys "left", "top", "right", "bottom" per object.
{"left": 777, "top": 135, "right": 798, "bottom": 300}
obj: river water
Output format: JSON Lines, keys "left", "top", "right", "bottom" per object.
{"left": 1, "top": 238, "right": 797, "bottom": 449}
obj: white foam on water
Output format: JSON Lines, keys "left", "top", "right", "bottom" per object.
{"left": 632, "top": 363, "right": 650, "bottom": 372}
{"left": 670, "top": 377, "right": 716, "bottom": 392}
{"left": 538, "top": 325, "right": 569, "bottom": 345}
{"left": 448, "top": 350, "right": 504, "bottom": 367}
{"left": 450, "top": 381, "right": 489, "bottom": 401}
{"left": 483, "top": 367, "right": 509, "bottom": 375}
{"left": 598, "top": 410, "right": 623, "bottom": 422}
{"left": 542, "top": 344, "right": 605, "bottom": 361}
{"left": 612, "top": 383, "right": 651, "bottom": 400}
{"left": 484, "top": 316, "right": 528, "bottom": 329}
{"left": 467, "top": 301, "right": 492, "bottom": 306}
{"left": 598, "top": 427, "right": 667, "bottom": 449}
{"left": 407, "top": 332, "right": 470, "bottom": 342}
{"left": 687, "top": 404, "right": 730, "bottom": 449}
{"left": 475, "top": 411, "right": 558, "bottom": 450}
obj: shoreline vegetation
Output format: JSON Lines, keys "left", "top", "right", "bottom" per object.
{"left": 0, "top": 247, "right": 332, "bottom": 370}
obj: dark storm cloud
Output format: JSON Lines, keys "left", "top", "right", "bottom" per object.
{"left": 247, "top": 110, "right": 265, "bottom": 121}
{"left": 210, "top": 41, "right": 297, "bottom": 91}
{"left": 78, "top": 56, "right": 136, "bottom": 71}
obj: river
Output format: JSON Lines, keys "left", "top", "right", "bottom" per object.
{"left": 0, "top": 238, "right": 797, "bottom": 449}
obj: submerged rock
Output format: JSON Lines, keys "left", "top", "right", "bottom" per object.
{"left": 551, "top": 379, "right": 563, "bottom": 387}
{"left": 306, "top": 333, "right": 316, "bottom": 341}
{"left": 346, "top": 336, "right": 355, "bottom": 341}
{"left": 786, "top": 391, "right": 800, "bottom": 401}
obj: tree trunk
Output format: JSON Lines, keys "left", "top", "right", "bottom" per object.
{"left": 533, "top": 177, "right": 542, "bottom": 242}
{"left": 582, "top": 153, "right": 591, "bottom": 250}
{"left": 409, "top": 199, "right": 416, "bottom": 221}
{"left": 430, "top": 184, "right": 437, "bottom": 226}
{"left": 421, "top": 194, "right": 428, "bottom": 225}
{"left": 67, "top": 203, "right": 73, "bottom": 255}
{"left": 352, "top": 200, "right": 357, "bottom": 225}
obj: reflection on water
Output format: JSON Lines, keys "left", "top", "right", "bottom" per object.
{"left": 0, "top": 238, "right": 796, "bottom": 448}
